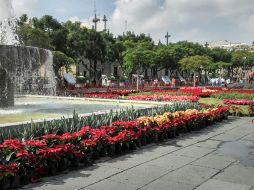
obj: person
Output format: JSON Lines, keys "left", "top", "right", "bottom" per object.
{"left": 248, "top": 70, "right": 254, "bottom": 84}
{"left": 221, "top": 77, "right": 225, "bottom": 87}
{"left": 195, "top": 76, "right": 199, "bottom": 86}
{"left": 171, "top": 77, "right": 176, "bottom": 88}
{"left": 239, "top": 78, "right": 244, "bottom": 85}
{"left": 226, "top": 78, "right": 231, "bottom": 85}
{"left": 211, "top": 78, "right": 216, "bottom": 86}
{"left": 154, "top": 79, "right": 159, "bottom": 88}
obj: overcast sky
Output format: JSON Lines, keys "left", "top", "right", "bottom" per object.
{"left": 12, "top": 0, "right": 254, "bottom": 45}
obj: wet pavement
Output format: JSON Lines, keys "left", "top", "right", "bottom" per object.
{"left": 20, "top": 117, "right": 254, "bottom": 190}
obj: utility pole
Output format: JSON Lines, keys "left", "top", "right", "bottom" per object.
{"left": 92, "top": 0, "right": 100, "bottom": 31}
{"left": 102, "top": 15, "right": 108, "bottom": 32}
{"left": 165, "top": 32, "right": 171, "bottom": 45}
{"left": 124, "top": 20, "right": 128, "bottom": 33}
{"left": 205, "top": 42, "right": 209, "bottom": 48}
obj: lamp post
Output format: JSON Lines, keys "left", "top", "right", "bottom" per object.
{"left": 243, "top": 57, "right": 247, "bottom": 80}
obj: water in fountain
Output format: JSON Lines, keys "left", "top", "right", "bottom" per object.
{"left": 0, "top": 0, "right": 20, "bottom": 45}
{"left": 0, "top": 0, "right": 56, "bottom": 108}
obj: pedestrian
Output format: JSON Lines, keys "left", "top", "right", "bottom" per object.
{"left": 171, "top": 77, "right": 176, "bottom": 88}
{"left": 239, "top": 78, "right": 244, "bottom": 85}
{"left": 248, "top": 70, "right": 254, "bottom": 84}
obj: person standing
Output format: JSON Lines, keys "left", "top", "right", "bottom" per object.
{"left": 172, "top": 77, "right": 176, "bottom": 88}
{"left": 248, "top": 70, "right": 254, "bottom": 84}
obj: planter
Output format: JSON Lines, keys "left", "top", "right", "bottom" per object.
{"left": 10, "top": 175, "right": 20, "bottom": 189}
{"left": 107, "top": 144, "right": 116, "bottom": 156}
{"left": 115, "top": 143, "right": 122, "bottom": 154}
{"left": 167, "top": 130, "right": 176, "bottom": 138}
{"left": 152, "top": 133, "right": 159, "bottom": 143}
{"left": 146, "top": 135, "right": 152, "bottom": 144}
{"left": 174, "top": 127, "right": 180, "bottom": 136}
{"left": 20, "top": 174, "right": 30, "bottom": 185}
{"left": 135, "top": 139, "right": 141, "bottom": 148}
{"left": 58, "top": 158, "right": 69, "bottom": 172}
{"left": 47, "top": 165, "right": 58, "bottom": 176}
{"left": 129, "top": 141, "right": 137, "bottom": 150}
{"left": 81, "top": 154, "right": 93, "bottom": 166}
{"left": 99, "top": 145, "right": 108, "bottom": 157}
{"left": 158, "top": 132, "right": 167, "bottom": 141}
{"left": 122, "top": 142, "right": 130, "bottom": 152}
{"left": 70, "top": 157, "right": 81, "bottom": 168}
{"left": 92, "top": 150, "right": 100, "bottom": 160}
{"left": 0, "top": 178, "right": 10, "bottom": 190}
{"left": 141, "top": 136, "right": 147, "bottom": 146}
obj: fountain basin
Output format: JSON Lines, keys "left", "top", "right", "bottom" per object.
{"left": 0, "top": 95, "right": 167, "bottom": 128}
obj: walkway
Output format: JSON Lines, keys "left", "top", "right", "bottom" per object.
{"left": 21, "top": 117, "right": 254, "bottom": 190}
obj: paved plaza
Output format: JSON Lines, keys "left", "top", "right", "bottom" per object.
{"left": 21, "top": 117, "right": 254, "bottom": 190}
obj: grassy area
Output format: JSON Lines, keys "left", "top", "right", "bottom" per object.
{"left": 199, "top": 98, "right": 223, "bottom": 105}
{"left": 199, "top": 97, "right": 250, "bottom": 115}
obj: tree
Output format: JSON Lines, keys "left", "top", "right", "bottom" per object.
{"left": 179, "top": 55, "right": 213, "bottom": 86}
{"left": 152, "top": 45, "right": 178, "bottom": 77}
{"left": 207, "top": 61, "right": 232, "bottom": 77}
{"left": 32, "top": 15, "right": 62, "bottom": 32}
{"left": 179, "top": 55, "right": 213, "bottom": 71}
{"left": 172, "top": 41, "right": 207, "bottom": 59}
{"left": 123, "top": 44, "right": 155, "bottom": 75}
{"left": 53, "top": 51, "right": 75, "bottom": 78}
{"left": 208, "top": 48, "right": 232, "bottom": 63}
{"left": 20, "top": 26, "right": 52, "bottom": 49}
{"left": 85, "top": 30, "right": 107, "bottom": 83}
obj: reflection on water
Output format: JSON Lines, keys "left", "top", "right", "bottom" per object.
{"left": 216, "top": 141, "right": 254, "bottom": 167}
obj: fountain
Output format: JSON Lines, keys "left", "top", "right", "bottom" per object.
{"left": 0, "top": 0, "right": 155, "bottom": 127}
{"left": 0, "top": 0, "right": 56, "bottom": 108}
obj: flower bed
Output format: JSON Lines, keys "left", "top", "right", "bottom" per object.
{"left": 127, "top": 95, "right": 199, "bottom": 102}
{"left": 84, "top": 93, "right": 120, "bottom": 99}
{"left": 108, "top": 89, "right": 141, "bottom": 96}
{"left": 223, "top": 99, "right": 254, "bottom": 105}
{"left": 0, "top": 106, "right": 229, "bottom": 188}
{"left": 151, "top": 87, "right": 215, "bottom": 97}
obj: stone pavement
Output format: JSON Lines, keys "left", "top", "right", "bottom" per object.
{"left": 21, "top": 117, "right": 254, "bottom": 190}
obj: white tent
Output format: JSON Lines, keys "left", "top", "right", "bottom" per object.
{"left": 64, "top": 73, "right": 76, "bottom": 85}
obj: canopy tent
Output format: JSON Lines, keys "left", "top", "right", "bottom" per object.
{"left": 64, "top": 73, "right": 76, "bottom": 85}
{"left": 161, "top": 76, "right": 171, "bottom": 84}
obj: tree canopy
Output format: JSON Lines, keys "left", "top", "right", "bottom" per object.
{"left": 17, "top": 14, "right": 254, "bottom": 81}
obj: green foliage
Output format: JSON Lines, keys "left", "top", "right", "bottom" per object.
{"left": 207, "top": 61, "right": 233, "bottom": 70}
{"left": 211, "top": 92, "right": 254, "bottom": 100}
{"left": 17, "top": 14, "right": 254, "bottom": 80}
{"left": 208, "top": 48, "right": 232, "bottom": 63}
{"left": 123, "top": 43, "right": 155, "bottom": 74}
{"left": 232, "top": 51, "right": 254, "bottom": 68}
{"left": 19, "top": 26, "right": 52, "bottom": 49}
{"left": 153, "top": 45, "right": 179, "bottom": 71}
{"left": 179, "top": 55, "right": 213, "bottom": 71}
{"left": 53, "top": 51, "right": 75, "bottom": 77}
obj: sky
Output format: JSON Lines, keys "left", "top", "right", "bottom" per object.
{"left": 12, "top": 0, "right": 254, "bottom": 45}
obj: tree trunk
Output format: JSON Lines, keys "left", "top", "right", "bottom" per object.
{"left": 93, "top": 60, "right": 97, "bottom": 84}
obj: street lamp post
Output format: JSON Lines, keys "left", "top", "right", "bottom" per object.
{"left": 243, "top": 57, "right": 247, "bottom": 80}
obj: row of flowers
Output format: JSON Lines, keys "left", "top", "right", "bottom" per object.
{"left": 0, "top": 106, "right": 229, "bottom": 189}
{"left": 223, "top": 99, "right": 254, "bottom": 105}
{"left": 84, "top": 93, "right": 120, "bottom": 99}
{"left": 108, "top": 89, "right": 141, "bottom": 96}
{"left": 127, "top": 95, "right": 199, "bottom": 102}
{"left": 84, "top": 87, "right": 254, "bottom": 100}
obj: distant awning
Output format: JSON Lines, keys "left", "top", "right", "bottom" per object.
{"left": 64, "top": 73, "right": 76, "bottom": 85}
